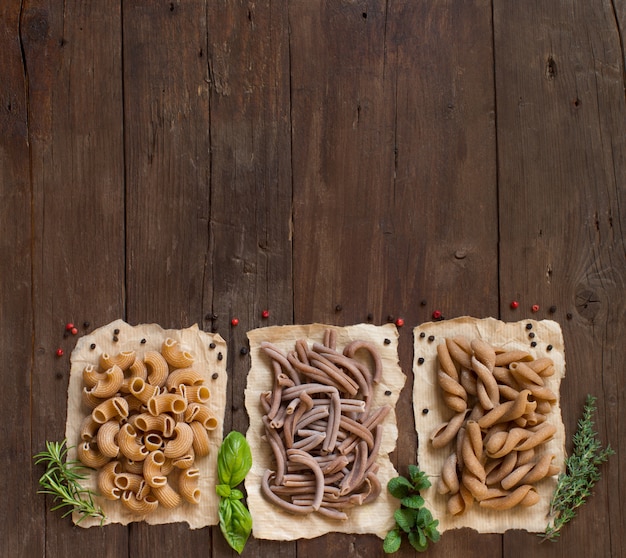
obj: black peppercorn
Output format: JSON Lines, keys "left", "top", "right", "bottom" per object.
{"left": 83, "top": 322, "right": 90, "bottom": 329}
{"left": 529, "top": 332, "right": 535, "bottom": 338}
{"left": 113, "top": 328, "right": 120, "bottom": 335}
{"left": 428, "top": 335, "right": 435, "bottom": 342}
{"left": 217, "top": 352, "right": 223, "bottom": 361}
{"left": 566, "top": 313, "right": 573, "bottom": 320}
{"left": 422, "top": 408, "right": 429, "bottom": 414}
{"left": 212, "top": 372, "right": 219, "bottom": 380}
{"left": 240, "top": 347, "right": 248, "bottom": 355}
{"left": 526, "top": 323, "right": 533, "bottom": 330}
{"left": 90, "top": 343, "right": 96, "bottom": 350}
{"left": 367, "top": 313, "right": 373, "bottom": 321}
{"left": 113, "top": 336, "right": 118, "bottom": 342}
{"left": 547, "top": 344, "right": 553, "bottom": 351}
{"left": 384, "top": 390, "right": 392, "bottom": 396}
{"left": 209, "top": 342, "right": 216, "bottom": 349}
{"left": 384, "top": 338, "right": 391, "bottom": 345}
{"left": 140, "top": 338, "right": 146, "bottom": 344}
{"left": 549, "top": 305, "right": 557, "bottom": 313}
{"left": 420, "top": 332, "right": 426, "bottom": 338}
{"left": 531, "top": 341, "right": 537, "bottom": 347}
{"left": 335, "top": 304, "right": 342, "bottom": 312}
{"left": 418, "top": 357, "right": 425, "bottom": 365}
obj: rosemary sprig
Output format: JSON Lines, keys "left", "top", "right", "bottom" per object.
{"left": 34, "top": 439, "right": 106, "bottom": 525}
{"left": 542, "top": 395, "right": 614, "bottom": 541}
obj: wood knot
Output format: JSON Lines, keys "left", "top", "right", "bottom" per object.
{"left": 575, "top": 287, "right": 601, "bottom": 321}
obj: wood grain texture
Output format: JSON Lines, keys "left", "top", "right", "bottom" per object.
{"left": 3, "top": 0, "right": 624, "bottom": 556}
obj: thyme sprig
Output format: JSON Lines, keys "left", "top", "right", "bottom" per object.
{"left": 542, "top": 395, "right": 614, "bottom": 541}
{"left": 34, "top": 439, "right": 106, "bottom": 525}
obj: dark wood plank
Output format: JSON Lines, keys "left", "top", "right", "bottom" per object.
{"left": 0, "top": 2, "right": 39, "bottom": 557}
{"left": 206, "top": 1, "right": 293, "bottom": 555}
{"left": 21, "top": 0, "right": 128, "bottom": 556}
{"left": 495, "top": 1, "right": 625, "bottom": 556}
{"left": 122, "top": 1, "right": 212, "bottom": 556}
{"left": 290, "top": 0, "right": 499, "bottom": 555}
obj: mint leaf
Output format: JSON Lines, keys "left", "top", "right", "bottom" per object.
{"left": 401, "top": 494, "right": 425, "bottom": 509}
{"left": 394, "top": 508, "right": 416, "bottom": 533}
{"left": 409, "top": 528, "right": 428, "bottom": 552}
{"left": 383, "top": 529, "right": 402, "bottom": 553}
{"left": 387, "top": 476, "right": 413, "bottom": 499}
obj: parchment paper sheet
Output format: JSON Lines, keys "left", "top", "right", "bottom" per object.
{"left": 413, "top": 317, "right": 566, "bottom": 534}
{"left": 65, "top": 319, "right": 228, "bottom": 529}
{"left": 244, "top": 323, "right": 407, "bottom": 540}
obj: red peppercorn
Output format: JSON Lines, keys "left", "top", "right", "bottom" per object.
{"left": 531, "top": 304, "right": 540, "bottom": 313}
{"left": 432, "top": 310, "right": 442, "bottom": 320}
{"left": 394, "top": 318, "right": 405, "bottom": 327}
{"left": 65, "top": 322, "right": 74, "bottom": 331}
{"left": 55, "top": 348, "right": 64, "bottom": 357}
{"left": 261, "top": 310, "right": 270, "bottom": 319}
{"left": 510, "top": 301, "right": 519, "bottom": 309}
{"left": 231, "top": 318, "right": 239, "bottom": 326}
{"left": 70, "top": 327, "right": 78, "bottom": 335}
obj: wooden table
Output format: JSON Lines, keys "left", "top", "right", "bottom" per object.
{"left": 2, "top": 1, "right": 624, "bottom": 556}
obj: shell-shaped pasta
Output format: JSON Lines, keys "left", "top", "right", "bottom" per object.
{"left": 143, "top": 450, "right": 168, "bottom": 488}
{"left": 129, "top": 377, "right": 160, "bottom": 404}
{"left": 79, "top": 414, "right": 100, "bottom": 442}
{"left": 98, "top": 461, "right": 122, "bottom": 500}
{"left": 180, "top": 384, "right": 210, "bottom": 404}
{"left": 165, "top": 367, "right": 204, "bottom": 392}
{"left": 88, "top": 365, "right": 124, "bottom": 399}
{"left": 162, "top": 338, "right": 195, "bottom": 369}
{"left": 184, "top": 403, "right": 218, "bottom": 430}
{"left": 147, "top": 393, "right": 188, "bottom": 416}
{"left": 100, "top": 350, "right": 136, "bottom": 371}
{"left": 151, "top": 482, "right": 182, "bottom": 509}
{"left": 164, "top": 422, "right": 194, "bottom": 459}
{"left": 179, "top": 467, "right": 201, "bottom": 504}
{"left": 92, "top": 396, "right": 129, "bottom": 424}
{"left": 97, "top": 420, "right": 121, "bottom": 458}
{"left": 114, "top": 472, "right": 144, "bottom": 493}
{"left": 133, "top": 412, "right": 175, "bottom": 437}
{"left": 77, "top": 441, "right": 112, "bottom": 468}
{"left": 82, "top": 364, "right": 107, "bottom": 389}
{"left": 189, "top": 420, "right": 211, "bottom": 457}
{"left": 82, "top": 387, "right": 105, "bottom": 410}
{"left": 117, "top": 423, "right": 149, "bottom": 461}
{"left": 144, "top": 351, "right": 169, "bottom": 388}
{"left": 121, "top": 491, "right": 159, "bottom": 514}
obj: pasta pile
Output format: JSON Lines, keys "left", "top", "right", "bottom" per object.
{"left": 431, "top": 337, "right": 560, "bottom": 514}
{"left": 259, "top": 329, "right": 390, "bottom": 519}
{"left": 76, "top": 338, "right": 218, "bottom": 514}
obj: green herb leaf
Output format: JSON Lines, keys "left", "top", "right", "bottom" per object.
{"left": 216, "top": 484, "right": 231, "bottom": 498}
{"left": 408, "top": 465, "right": 431, "bottom": 491}
{"left": 219, "top": 498, "right": 252, "bottom": 555}
{"left": 387, "top": 476, "right": 413, "bottom": 499}
{"left": 408, "top": 528, "right": 428, "bottom": 552}
{"left": 229, "top": 488, "right": 244, "bottom": 501}
{"left": 383, "top": 529, "right": 402, "bottom": 554}
{"left": 401, "top": 494, "right": 425, "bottom": 509}
{"left": 394, "top": 508, "right": 416, "bottom": 533}
{"left": 217, "top": 431, "right": 252, "bottom": 488}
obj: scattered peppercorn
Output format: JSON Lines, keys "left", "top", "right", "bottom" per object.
{"left": 428, "top": 335, "right": 435, "bottom": 342}
{"left": 113, "top": 336, "right": 119, "bottom": 342}
{"left": 422, "top": 408, "right": 429, "bottom": 415}
{"left": 55, "top": 348, "right": 64, "bottom": 357}
{"left": 420, "top": 332, "right": 426, "bottom": 338}
{"left": 211, "top": 372, "right": 219, "bottom": 380}
{"left": 335, "top": 304, "right": 342, "bottom": 312}
{"left": 65, "top": 323, "right": 74, "bottom": 331}
{"left": 217, "top": 352, "right": 223, "bottom": 361}
{"left": 83, "top": 321, "right": 90, "bottom": 329}
{"left": 566, "top": 312, "right": 573, "bottom": 320}
{"left": 386, "top": 315, "right": 394, "bottom": 323}
{"left": 140, "top": 338, "right": 147, "bottom": 344}
{"left": 209, "top": 342, "right": 216, "bottom": 349}
{"left": 510, "top": 301, "right": 519, "bottom": 309}
{"left": 90, "top": 343, "right": 96, "bottom": 350}
{"left": 531, "top": 341, "right": 537, "bottom": 347}
{"left": 384, "top": 338, "right": 391, "bottom": 345}
{"left": 231, "top": 318, "right": 239, "bottom": 327}
{"left": 261, "top": 309, "right": 270, "bottom": 319}
{"left": 205, "top": 313, "right": 212, "bottom": 321}
{"left": 549, "top": 305, "right": 557, "bottom": 314}
{"left": 384, "top": 390, "right": 392, "bottom": 396}
{"left": 526, "top": 323, "right": 533, "bottom": 330}
{"left": 240, "top": 347, "right": 248, "bottom": 355}
{"left": 417, "top": 357, "right": 425, "bottom": 365}
{"left": 531, "top": 304, "right": 540, "bottom": 313}
{"left": 395, "top": 318, "right": 405, "bottom": 327}
{"left": 420, "top": 300, "right": 427, "bottom": 306}
{"left": 529, "top": 332, "right": 535, "bottom": 338}
{"left": 547, "top": 344, "right": 553, "bottom": 351}
{"left": 70, "top": 327, "right": 78, "bottom": 335}
{"left": 56, "top": 372, "right": 63, "bottom": 379}
{"left": 432, "top": 310, "right": 442, "bottom": 320}
{"left": 367, "top": 313, "right": 373, "bottom": 321}
{"left": 113, "top": 328, "right": 120, "bottom": 335}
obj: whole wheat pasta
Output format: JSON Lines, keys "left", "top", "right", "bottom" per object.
{"left": 184, "top": 402, "right": 218, "bottom": 430}
{"left": 77, "top": 441, "right": 111, "bottom": 468}
{"left": 96, "top": 420, "right": 121, "bottom": 458}
{"left": 98, "top": 461, "right": 122, "bottom": 500}
{"left": 118, "top": 423, "right": 149, "bottom": 462}
{"left": 100, "top": 351, "right": 136, "bottom": 371}
{"left": 189, "top": 420, "right": 211, "bottom": 457}
{"left": 165, "top": 368, "right": 204, "bottom": 391}
{"left": 79, "top": 415, "right": 100, "bottom": 442}
{"left": 114, "top": 472, "right": 144, "bottom": 493}
{"left": 179, "top": 467, "right": 201, "bottom": 504}
{"left": 144, "top": 351, "right": 169, "bottom": 388}
{"left": 129, "top": 377, "right": 160, "bottom": 404}
{"left": 88, "top": 365, "right": 125, "bottom": 399}
{"left": 121, "top": 491, "right": 160, "bottom": 514}
{"left": 82, "top": 365, "right": 108, "bottom": 389}
{"left": 143, "top": 450, "right": 168, "bottom": 488}
{"left": 161, "top": 338, "right": 195, "bottom": 369}
{"left": 147, "top": 393, "right": 188, "bottom": 416}
{"left": 92, "top": 396, "right": 129, "bottom": 424}
{"left": 163, "top": 422, "right": 194, "bottom": 458}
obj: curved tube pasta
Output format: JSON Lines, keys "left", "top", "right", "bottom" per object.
{"left": 144, "top": 351, "right": 169, "bottom": 388}
{"left": 117, "top": 423, "right": 149, "bottom": 462}
{"left": 161, "top": 338, "right": 195, "bottom": 369}
{"left": 79, "top": 415, "right": 100, "bottom": 442}
{"left": 77, "top": 441, "right": 111, "bottom": 468}
{"left": 82, "top": 365, "right": 107, "bottom": 389}
{"left": 342, "top": 340, "right": 383, "bottom": 384}
{"left": 189, "top": 420, "right": 211, "bottom": 457}
{"left": 144, "top": 432, "right": 164, "bottom": 452}
{"left": 151, "top": 482, "right": 182, "bottom": 509}
{"left": 143, "top": 450, "right": 168, "bottom": 488}
{"left": 121, "top": 491, "right": 159, "bottom": 514}
{"left": 88, "top": 365, "right": 124, "bottom": 399}
{"left": 114, "top": 472, "right": 144, "bottom": 493}
{"left": 133, "top": 412, "right": 175, "bottom": 437}
{"left": 129, "top": 377, "right": 160, "bottom": 404}
{"left": 98, "top": 461, "right": 122, "bottom": 500}
{"left": 121, "top": 358, "right": 148, "bottom": 393}
{"left": 97, "top": 420, "right": 121, "bottom": 458}
{"left": 92, "top": 396, "right": 129, "bottom": 424}
{"left": 165, "top": 367, "right": 204, "bottom": 392}
{"left": 81, "top": 387, "right": 105, "bottom": 410}
{"left": 179, "top": 467, "right": 201, "bottom": 504}
{"left": 172, "top": 448, "right": 195, "bottom": 469}
{"left": 100, "top": 351, "right": 136, "bottom": 371}
{"left": 184, "top": 403, "right": 218, "bottom": 430}
{"left": 147, "top": 393, "right": 188, "bottom": 416}
{"left": 180, "top": 384, "right": 211, "bottom": 404}
{"left": 163, "top": 422, "right": 194, "bottom": 459}
{"left": 120, "top": 456, "right": 144, "bottom": 475}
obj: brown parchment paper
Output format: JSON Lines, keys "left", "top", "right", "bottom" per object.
{"left": 413, "top": 317, "right": 566, "bottom": 534}
{"left": 65, "top": 319, "right": 228, "bottom": 529}
{"left": 244, "top": 323, "right": 406, "bottom": 540}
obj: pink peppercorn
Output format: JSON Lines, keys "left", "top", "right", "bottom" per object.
{"left": 510, "top": 301, "right": 519, "bottom": 309}
{"left": 261, "top": 310, "right": 270, "bottom": 319}
{"left": 395, "top": 318, "right": 405, "bottom": 327}
{"left": 231, "top": 318, "right": 239, "bottom": 326}
{"left": 531, "top": 304, "right": 540, "bottom": 313}
{"left": 55, "top": 348, "right": 64, "bottom": 357}
{"left": 70, "top": 327, "right": 78, "bottom": 335}
{"left": 432, "top": 310, "right": 442, "bottom": 320}
{"left": 65, "top": 322, "right": 74, "bottom": 331}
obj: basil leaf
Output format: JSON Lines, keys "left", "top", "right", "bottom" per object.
{"left": 229, "top": 488, "right": 244, "bottom": 501}
{"left": 217, "top": 431, "right": 252, "bottom": 488}
{"left": 383, "top": 529, "right": 402, "bottom": 553}
{"left": 216, "top": 484, "right": 231, "bottom": 498}
{"left": 219, "top": 498, "right": 252, "bottom": 555}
